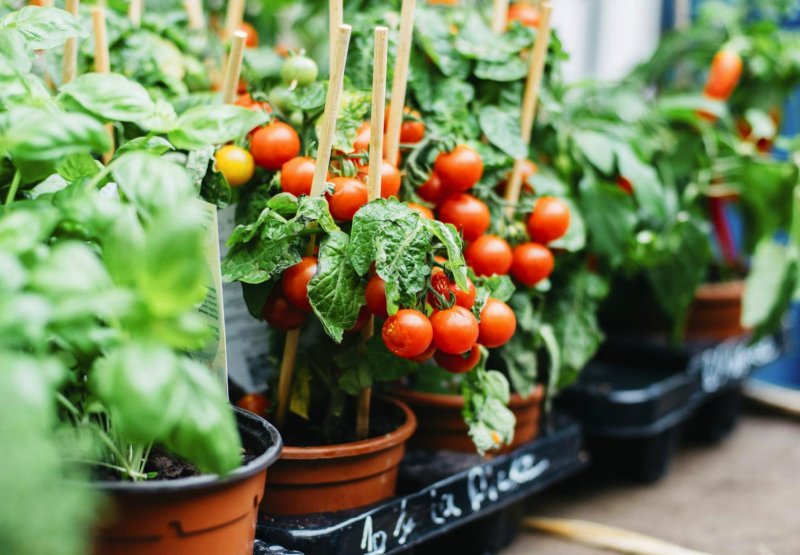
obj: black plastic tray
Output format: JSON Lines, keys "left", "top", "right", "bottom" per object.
{"left": 256, "top": 415, "right": 585, "bottom": 555}
{"left": 558, "top": 334, "right": 783, "bottom": 482}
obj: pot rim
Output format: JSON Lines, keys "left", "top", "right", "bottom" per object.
{"left": 695, "top": 280, "right": 744, "bottom": 301}
{"left": 392, "top": 385, "right": 544, "bottom": 409}
{"left": 92, "top": 407, "right": 282, "bottom": 494}
{"left": 280, "top": 396, "right": 417, "bottom": 460}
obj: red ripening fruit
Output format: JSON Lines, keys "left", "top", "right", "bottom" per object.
{"left": 430, "top": 306, "right": 480, "bottom": 355}
{"left": 478, "top": 298, "right": 516, "bottom": 348}
{"left": 510, "top": 243, "right": 554, "bottom": 287}
{"left": 346, "top": 306, "right": 371, "bottom": 334}
{"left": 357, "top": 160, "right": 402, "bottom": 198}
{"left": 438, "top": 193, "right": 490, "bottom": 242}
{"left": 327, "top": 177, "right": 369, "bottom": 221}
{"left": 704, "top": 50, "right": 743, "bottom": 101}
{"left": 417, "top": 173, "right": 446, "bottom": 204}
{"left": 428, "top": 271, "right": 476, "bottom": 310}
{"left": 262, "top": 288, "right": 307, "bottom": 330}
{"left": 387, "top": 105, "right": 426, "bottom": 144}
{"left": 237, "top": 22, "right": 259, "bottom": 48}
{"left": 281, "top": 156, "right": 319, "bottom": 197}
{"left": 527, "top": 197, "right": 571, "bottom": 244}
{"left": 382, "top": 309, "right": 434, "bottom": 358}
{"left": 617, "top": 176, "right": 634, "bottom": 195}
{"left": 235, "top": 93, "right": 272, "bottom": 113}
{"left": 352, "top": 121, "right": 371, "bottom": 155}
{"left": 507, "top": 3, "right": 540, "bottom": 28}
{"left": 465, "top": 235, "right": 513, "bottom": 277}
{"left": 365, "top": 275, "right": 389, "bottom": 318}
{"left": 435, "top": 346, "right": 481, "bottom": 374}
{"left": 250, "top": 122, "right": 301, "bottom": 170}
{"left": 236, "top": 393, "right": 269, "bottom": 416}
{"left": 434, "top": 144, "right": 484, "bottom": 193}
{"left": 281, "top": 256, "right": 317, "bottom": 312}
{"left": 408, "top": 202, "right": 434, "bottom": 220}
{"left": 410, "top": 342, "right": 437, "bottom": 362}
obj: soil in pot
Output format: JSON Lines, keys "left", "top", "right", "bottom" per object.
{"left": 93, "top": 407, "right": 282, "bottom": 555}
{"left": 392, "top": 386, "right": 545, "bottom": 453}
{"left": 262, "top": 396, "right": 416, "bottom": 516}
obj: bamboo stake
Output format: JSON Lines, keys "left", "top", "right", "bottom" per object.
{"left": 275, "top": 24, "right": 353, "bottom": 429}
{"left": 128, "top": 0, "right": 143, "bottom": 28}
{"left": 223, "top": 0, "right": 244, "bottom": 42}
{"left": 355, "top": 26, "right": 389, "bottom": 441}
{"left": 62, "top": 0, "right": 79, "bottom": 85}
{"left": 329, "top": 0, "right": 343, "bottom": 71}
{"left": 184, "top": 0, "right": 205, "bottom": 31}
{"left": 92, "top": 7, "right": 114, "bottom": 162}
{"left": 384, "top": 0, "right": 416, "bottom": 165}
{"left": 491, "top": 0, "right": 510, "bottom": 33}
{"left": 503, "top": 0, "right": 552, "bottom": 216}
{"left": 221, "top": 31, "right": 247, "bottom": 104}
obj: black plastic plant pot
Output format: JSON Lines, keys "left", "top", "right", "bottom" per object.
{"left": 256, "top": 413, "right": 586, "bottom": 555}
{"left": 93, "top": 407, "right": 283, "bottom": 555}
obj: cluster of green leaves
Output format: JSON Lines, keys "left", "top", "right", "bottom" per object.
{"left": 462, "top": 353, "right": 516, "bottom": 456}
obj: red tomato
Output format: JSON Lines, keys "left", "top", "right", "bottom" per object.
{"left": 250, "top": 122, "right": 301, "bottom": 170}
{"left": 704, "top": 50, "right": 743, "bottom": 101}
{"left": 465, "top": 235, "right": 513, "bottom": 277}
{"left": 417, "top": 173, "right": 445, "bottom": 204}
{"left": 357, "top": 160, "right": 402, "bottom": 198}
{"left": 385, "top": 105, "right": 425, "bottom": 144}
{"left": 281, "top": 256, "right": 317, "bottom": 312}
{"left": 407, "top": 202, "right": 434, "bottom": 219}
{"left": 478, "top": 299, "right": 516, "bottom": 348}
{"left": 236, "top": 393, "right": 269, "bottom": 415}
{"left": 365, "top": 275, "right": 389, "bottom": 318}
{"left": 346, "top": 306, "right": 371, "bottom": 333}
{"left": 527, "top": 197, "right": 570, "bottom": 244}
{"left": 430, "top": 306, "right": 479, "bottom": 355}
{"left": 281, "top": 156, "right": 319, "bottom": 197}
{"left": 514, "top": 159, "right": 538, "bottom": 192}
{"left": 235, "top": 93, "right": 272, "bottom": 113}
{"left": 410, "top": 342, "right": 437, "bottom": 362}
{"left": 262, "top": 288, "right": 307, "bottom": 330}
{"left": 237, "top": 22, "right": 259, "bottom": 48}
{"left": 327, "top": 177, "right": 369, "bottom": 221}
{"left": 434, "top": 144, "right": 483, "bottom": 193}
{"left": 352, "top": 121, "right": 371, "bottom": 154}
{"left": 428, "top": 271, "right": 476, "bottom": 310}
{"left": 510, "top": 243, "right": 554, "bottom": 287}
{"left": 438, "top": 194, "right": 490, "bottom": 242}
{"left": 507, "top": 3, "right": 540, "bottom": 28}
{"left": 617, "top": 176, "right": 634, "bottom": 195}
{"left": 435, "top": 346, "right": 480, "bottom": 374}
{"left": 382, "top": 309, "right": 433, "bottom": 358}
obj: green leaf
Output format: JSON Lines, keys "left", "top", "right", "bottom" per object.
{"left": 423, "top": 218, "right": 468, "bottom": 290}
{"left": 474, "top": 57, "right": 528, "bottom": 81}
{"left": 168, "top": 105, "right": 268, "bottom": 150}
{"left": 29, "top": 241, "right": 112, "bottom": 296}
{"left": 573, "top": 130, "right": 615, "bottom": 174}
{"left": 479, "top": 106, "right": 527, "bottom": 159}
{"left": 308, "top": 231, "right": 365, "bottom": 342}
{"left": 414, "top": 7, "right": 470, "bottom": 78}
{"left": 616, "top": 144, "right": 667, "bottom": 224}
{"left": 2, "top": 108, "right": 109, "bottom": 161}
{"left": 742, "top": 240, "right": 798, "bottom": 339}
{"left": 462, "top": 361, "right": 516, "bottom": 455}
{"left": 0, "top": 6, "right": 82, "bottom": 50}
{"left": 579, "top": 180, "right": 636, "bottom": 267}
{"left": 113, "top": 136, "right": 174, "bottom": 159}
{"left": 111, "top": 152, "right": 195, "bottom": 218}
{"left": 58, "top": 73, "right": 156, "bottom": 123}
{"left": 0, "top": 28, "right": 31, "bottom": 73}
{"left": 56, "top": 153, "right": 101, "bottom": 181}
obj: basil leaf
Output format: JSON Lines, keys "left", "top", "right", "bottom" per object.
{"left": 59, "top": 73, "right": 156, "bottom": 123}
{"left": 0, "top": 28, "right": 31, "bottom": 73}
{"left": 111, "top": 152, "right": 195, "bottom": 218}
{"left": 2, "top": 108, "right": 109, "bottom": 161}
{"left": 0, "top": 6, "right": 81, "bottom": 50}
{"left": 168, "top": 105, "right": 268, "bottom": 150}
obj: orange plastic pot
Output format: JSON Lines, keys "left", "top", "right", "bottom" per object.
{"left": 262, "top": 397, "right": 417, "bottom": 515}
{"left": 392, "top": 386, "right": 545, "bottom": 453}
{"left": 685, "top": 281, "right": 746, "bottom": 342}
{"left": 93, "top": 408, "right": 282, "bottom": 555}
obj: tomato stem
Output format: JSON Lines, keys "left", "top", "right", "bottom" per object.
{"left": 4, "top": 169, "right": 21, "bottom": 210}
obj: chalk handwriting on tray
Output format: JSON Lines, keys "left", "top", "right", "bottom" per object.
{"left": 358, "top": 452, "right": 550, "bottom": 555}
{"left": 691, "top": 335, "right": 781, "bottom": 393}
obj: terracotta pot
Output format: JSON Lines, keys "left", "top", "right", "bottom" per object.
{"left": 93, "top": 408, "right": 282, "bottom": 555}
{"left": 262, "top": 397, "right": 417, "bottom": 515}
{"left": 685, "top": 281, "right": 746, "bottom": 342}
{"left": 392, "top": 386, "right": 545, "bottom": 453}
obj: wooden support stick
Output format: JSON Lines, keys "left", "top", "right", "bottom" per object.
{"left": 491, "top": 0, "right": 510, "bottom": 33}
{"left": 184, "top": 0, "right": 205, "bottom": 31}
{"left": 92, "top": 7, "right": 114, "bottom": 163}
{"left": 62, "top": 0, "right": 80, "bottom": 85}
{"left": 503, "top": 1, "right": 552, "bottom": 216}
{"left": 223, "top": 0, "right": 244, "bottom": 42}
{"left": 356, "top": 26, "right": 389, "bottom": 441}
{"left": 329, "top": 0, "right": 343, "bottom": 71}
{"left": 384, "top": 0, "right": 416, "bottom": 166}
{"left": 128, "top": 0, "right": 143, "bottom": 28}
{"left": 275, "top": 24, "right": 353, "bottom": 429}
{"left": 221, "top": 31, "right": 247, "bottom": 104}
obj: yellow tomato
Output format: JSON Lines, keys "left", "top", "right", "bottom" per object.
{"left": 215, "top": 145, "right": 254, "bottom": 187}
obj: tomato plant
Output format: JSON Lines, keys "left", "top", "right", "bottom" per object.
{"left": 435, "top": 346, "right": 481, "bottom": 374}
{"left": 430, "top": 306, "right": 479, "bottom": 354}
{"left": 327, "top": 176, "right": 369, "bottom": 221}
{"left": 434, "top": 144, "right": 484, "bottom": 193}
{"left": 510, "top": 243, "right": 554, "bottom": 287}
{"left": 527, "top": 197, "right": 571, "bottom": 244}
{"left": 465, "top": 235, "right": 513, "bottom": 277}
{"left": 282, "top": 257, "right": 318, "bottom": 312}
{"left": 438, "top": 193, "right": 490, "bottom": 242}
{"left": 382, "top": 309, "right": 434, "bottom": 358}
{"left": 250, "top": 122, "right": 301, "bottom": 170}
{"left": 477, "top": 299, "right": 516, "bottom": 348}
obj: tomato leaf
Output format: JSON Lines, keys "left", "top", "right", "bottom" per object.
{"left": 479, "top": 106, "right": 527, "bottom": 159}
{"left": 579, "top": 179, "right": 637, "bottom": 267}
{"left": 168, "top": 105, "right": 268, "bottom": 150}
{"left": 616, "top": 144, "right": 667, "bottom": 224}
{"left": 423, "top": 218, "right": 469, "bottom": 290}
{"left": 462, "top": 358, "right": 515, "bottom": 455}
{"left": 0, "top": 6, "right": 82, "bottom": 51}
{"left": 742, "top": 240, "right": 798, "bottom": 340}
{"left": 474, "top": 57, "right": 528, "bottom": 82}
{"left": 414, "top": 7, "right": 470, "bottom": 78}
{"left": 573, "top": 130, "right": 616, "bottom": 174}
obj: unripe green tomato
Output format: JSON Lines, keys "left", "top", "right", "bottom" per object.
{"left": 289, "top": 110, "right": 304, "bottom": 128}
{"left": 269, "top": 86, "right": 294, "bottom": 113}
{"left": 281, "top": 56, "right": 318, "bottom": 86}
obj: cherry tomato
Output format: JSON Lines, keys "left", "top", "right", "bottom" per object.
{"left": 704, "top": 49, "right": 743, "bottom": 101}
{"left": 407, "top": 202, "right": 434, "bottom": 220}
{"left": 236, "top": 393, "right": 269, "bottom": 415}
{"left": 262, "top": 288, "right": 307, "bottom": 330}
{"left": 417, "top": 173, "right": 445, "bottom": 204}
{"left": 281, "top": 256, "right": 317, "bottom": 312}
{"left": 510, "top": 243, "right": 554, "bottom": 287}
{"left": 357, "top": 160, "right": 401, "bottom": 198}
{"left": 438, "top": 193, "right": 490, "bottom": 242}
{"left": 410, "top": 342, "right": 437, "bottom": 362}
{"left": 269, "top": 86, "right": 294, "bottom": 113}
{"left": 235, "top": 93, "right": 272, "bottom": 113}
{"left": 326, "top": 177, "right": 369, "bottom": 221}
{"left": 465, "top": 235, "right": 513, "bottom": 277}
{"left": 237, "top": 22, "right": 259, "bottom": 48}
{"left": 428, "top": 271, "right": 476, "bottom": 310}
{"left": 478, "top": 298, "right": 516, "bottom": 348}
{"left": 434, "top": 144, "right": 483, "bottom": 193}
{"left": 346, "top": 306, "right": 371, "bottom": 333}
{"left": 250, "top": 122, "right": 301, "bottom": 170}
{"left": 507, "top": 3, "right": 540, "bottom": 28}
{"left": 275, "top": 44, "right": 292, "bottom": 58}
{"left": 365, "top": 275, "right": 389, "bottom": 318}
{"left": 352, "top": 121, "right": 371, "bottom": 154}
{"left": 281, "top": 55, "right": 319, "bottom": 86}
{"left": 430, "top": 305, "right": 479, "bottom": 355}
{"left": 435, "top": 346, "right": 480, "bottom": 374}
{"left": 617, "top": 176, "right": 634, "bottom": 195}
{"left": 215, "top": 145, "right": 254, "bottom": 187}
{"left": 281, "top": 156, "right": 319, "bottom": 197}
{"left": 527, "top": 197, "right": 570, "bottom": 244}
{"left": 382, "top": 309, "right": 433, "bottom": 358}
{"left": 512, "top": 159, "right": 538, "bottom": 193}
{"left": 385, "top": 104, "right": 426, "bottom": 144}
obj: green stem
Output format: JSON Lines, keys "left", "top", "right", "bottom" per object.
{"left": 96, "top": 428, "right": 145, "bottom": 481}
{"left": 67, "top": 459, "right": 148, "bottom": 479}
{"left": 4, "top": 170, "right": 21, "bottom": 210}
